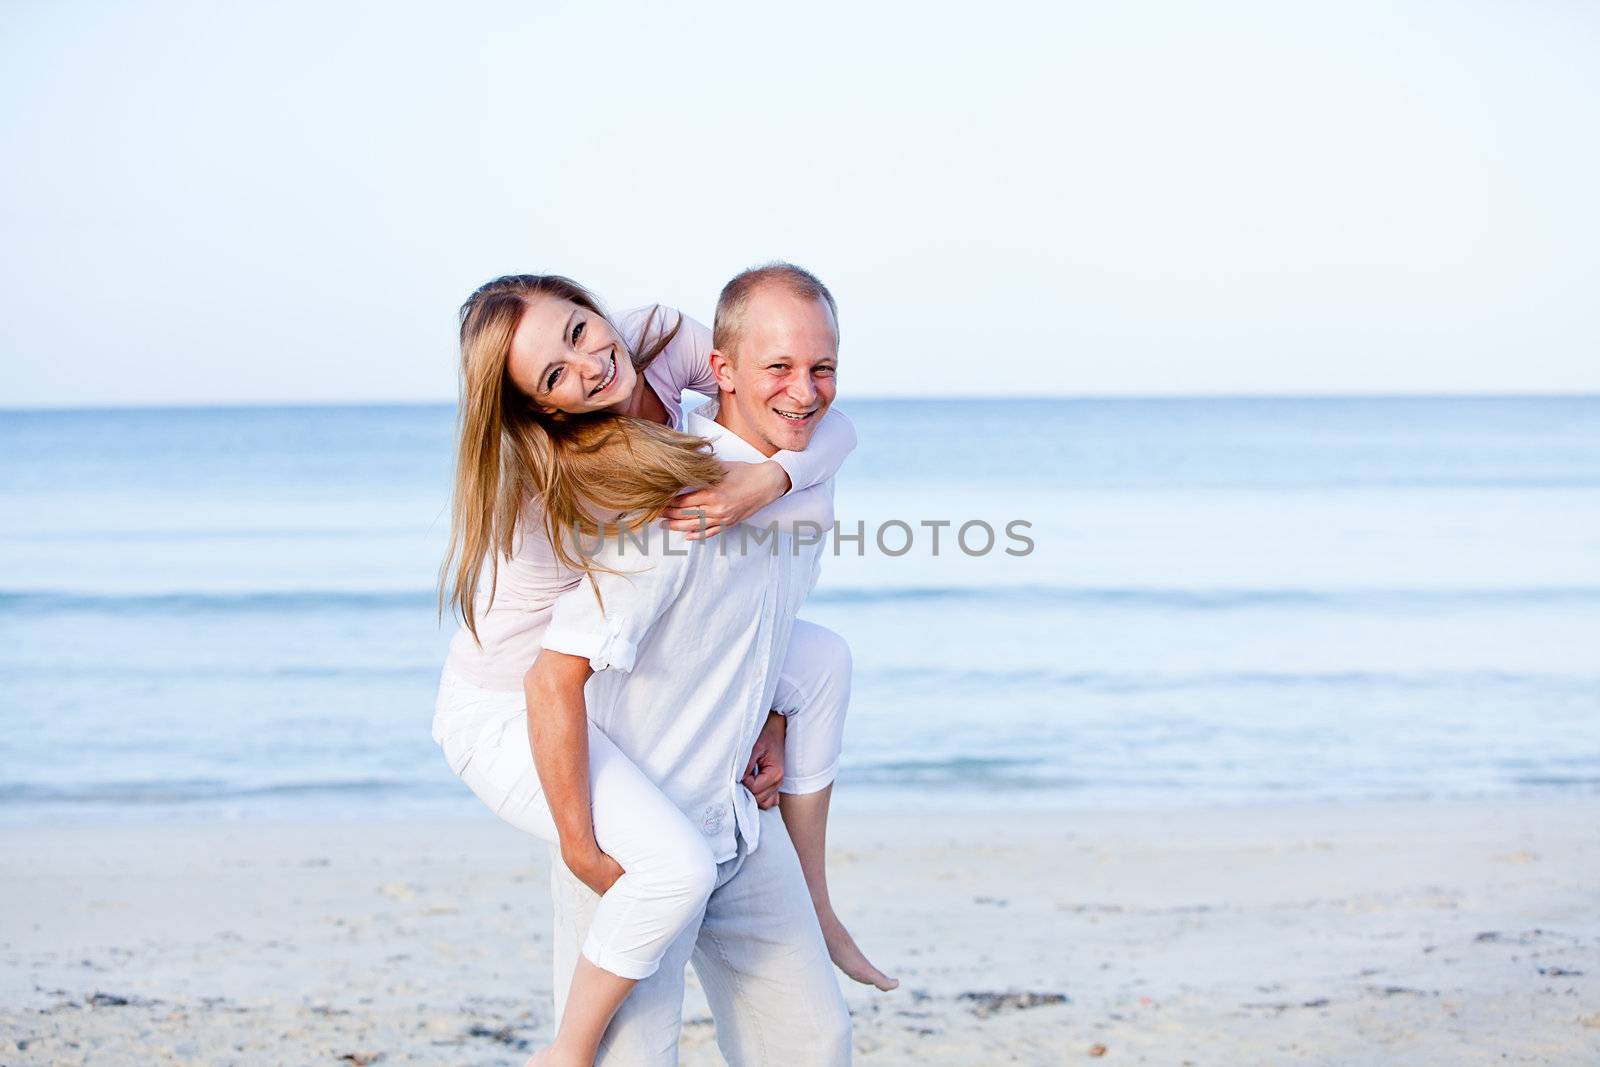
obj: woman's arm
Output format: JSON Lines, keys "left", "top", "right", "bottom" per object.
{"left": 769, "top": 406, "right": 857, "bottom": 493}
{"left": 524, "top": 649, "right": 624, "bottom": 895}
{"left": 661, "top": 416, "right": 850, "bottom": 536}
{"left": 621, "top": 305, "right": 717, "bottom": 400}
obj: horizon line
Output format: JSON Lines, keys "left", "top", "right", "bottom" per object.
{"left": 3, "top": 391, "right": 1599, "bottom": 416}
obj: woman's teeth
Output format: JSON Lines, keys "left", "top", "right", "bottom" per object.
{"left": 589, "top": 352, "right": 617, "bottom": 397}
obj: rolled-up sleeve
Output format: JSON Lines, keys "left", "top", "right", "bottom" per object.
{"left": 741, "top": 477, "right": 834, "bottom": 537}
{"left": 541, "top": 607, "right": 638, "bottom": 672}
{"left": 540, "top": 540, "right": 694, "bottom": 673}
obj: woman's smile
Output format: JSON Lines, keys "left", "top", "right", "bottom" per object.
{"left": 587, "top": 348, "right": 619, "bottom": 398}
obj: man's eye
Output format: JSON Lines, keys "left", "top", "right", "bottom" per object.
{"left": 571, "top": 321, "right": 586, "bottom": 345}
{"left": 815, "top": 366, "right": 836, "bottom": 377}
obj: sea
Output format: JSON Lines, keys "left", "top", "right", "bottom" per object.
{"left": 2, "top": 397, "right": 1597, "bottom": 824}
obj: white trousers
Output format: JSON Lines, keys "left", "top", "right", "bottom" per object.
{"left": 432, "top": 619, "right": 852, "bottom": 980}
{"left": 552, "top": 806, "right": 852, "bottom": 1066}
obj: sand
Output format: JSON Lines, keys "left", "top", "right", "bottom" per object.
{"left": 3, "top": 796, "right": 1597, "bottom": 1065}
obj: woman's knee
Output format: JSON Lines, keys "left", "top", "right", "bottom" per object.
{"left": 805, "top": 627, "right": 853, "bottom": 726}
{"left": 637, "top": 831, "right": 718, "bottom": 911}
{"left": 790, "top": 623, "right": 852, "bottom": 709}
{"left": 807, "top": 624, "right": 853, "bottom": 681}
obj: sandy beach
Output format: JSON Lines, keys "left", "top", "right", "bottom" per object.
{"left": 3, "top": 797, "right": 1597, "bottom": 1066}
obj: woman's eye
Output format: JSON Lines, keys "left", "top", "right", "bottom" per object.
{"left": 571, "top": 321, "right": 586, "bottom": 345}
{"left": 545, "top": 367, "right": 561, "bottom": 392}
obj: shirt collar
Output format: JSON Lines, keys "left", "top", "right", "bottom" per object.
{"left": 685, "top": 398, "right": 772, "bottom": 465}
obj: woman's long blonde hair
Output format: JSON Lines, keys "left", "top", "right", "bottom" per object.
{"left": 440, "top": 274, "right": 724, "bottom": 643}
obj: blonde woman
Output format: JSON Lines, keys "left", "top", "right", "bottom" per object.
{"left": 434, "top": 275, "right": 893, "bottom": 1066}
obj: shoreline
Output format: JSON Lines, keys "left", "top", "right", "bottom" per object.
{"left": 4, "top": 797, "right": 1598, "bottom": 1064}
{"left": 7, "top": 782, "right": 1597, "bottom": 829}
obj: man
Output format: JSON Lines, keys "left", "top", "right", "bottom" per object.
{"left": 532, "top": 263, "right": 853, "bottom": 1065}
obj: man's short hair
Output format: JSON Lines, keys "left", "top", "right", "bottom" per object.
{"left": 712, "top": 261, "right": 838, "bottom": 356}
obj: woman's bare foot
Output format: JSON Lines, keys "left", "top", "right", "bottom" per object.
{"left": 819, "top": 909, "right": 898, "bottom": 991}
{"left": 524, "top": 1047, "right": 584, "bottom": 1067}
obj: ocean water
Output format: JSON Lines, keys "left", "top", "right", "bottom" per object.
{"left": 1, "top": 398, "right": 1597, "bottom": 824}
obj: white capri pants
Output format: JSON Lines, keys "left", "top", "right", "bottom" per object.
{"left": 552, "top": 806, "right": 853, "bottom": 1065}
{"left": 432, "top": 619, "right": 852, "bottom": 981}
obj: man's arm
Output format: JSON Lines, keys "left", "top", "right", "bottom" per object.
{"left": 532, "top": 536, "right": 695, "bottom": 894}
{"left": 524, "top": 649, "right": 623, "bottom": 895}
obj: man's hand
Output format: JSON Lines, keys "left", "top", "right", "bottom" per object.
{"left": 562, "top": 841, "right": 626, "bottom": 896}
{"left": 741, "top": 710, "right": 787, "bottom": 809}
{"left": 663, "top": 460, "right": 789, "bottom": 539}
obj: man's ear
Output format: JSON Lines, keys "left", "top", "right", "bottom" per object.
{"left": 709, "top": 348, "right": 737, "bottom": 393}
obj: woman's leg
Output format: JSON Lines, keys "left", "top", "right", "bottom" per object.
{"left": 527, "top": 957, "right": 635, "bottom": 1067}
{"left": 436, "top": 673, "right": 717, "bottom": 1062}
{"left": 771, "top": 620, "right": 897, "bottom": 991}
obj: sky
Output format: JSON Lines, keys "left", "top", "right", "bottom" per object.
{"left": 1, "top": 0, "right": 1597, "bottom": 407}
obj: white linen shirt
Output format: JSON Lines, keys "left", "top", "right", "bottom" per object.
{"left": 540, "top": 409, "right": 831, "bottom": 861}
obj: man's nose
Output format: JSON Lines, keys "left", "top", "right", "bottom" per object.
{"left": 787, "top": 375, "right": 818, "bottom": 408}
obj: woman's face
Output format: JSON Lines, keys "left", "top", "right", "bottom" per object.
{"left": 506, "top": 295, "right": 638, "bottom": 414}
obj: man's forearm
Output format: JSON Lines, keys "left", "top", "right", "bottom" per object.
{"left": 524, "top": 652, "right": 599, "bottom": 858}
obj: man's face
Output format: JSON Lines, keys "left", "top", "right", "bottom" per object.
{"left": 709, "top": 287, "right": 839, "bottom": 456}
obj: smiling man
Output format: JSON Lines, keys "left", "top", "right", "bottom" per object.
{"left": 535, "top": 263, "right": 857, "bottom": 1065}
{"left": 706, "top": 264, "right": 839, "bottom": 454}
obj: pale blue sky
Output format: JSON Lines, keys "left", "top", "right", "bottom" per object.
{"left": 2, "top": 0, "right": 1597, "bottom": 407}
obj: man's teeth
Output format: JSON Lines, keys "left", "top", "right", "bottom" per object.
{"left": 774, "top": 409, "right": 812, "bottom": 421}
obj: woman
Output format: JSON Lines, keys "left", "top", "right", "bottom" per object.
{"left": 434, "top": 275, "right": 893, "bottom": 1067}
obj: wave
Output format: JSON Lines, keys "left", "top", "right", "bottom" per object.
{"left": 808, "top": 585, "right": 1600, "bottom": 610}
{"left": 0, "top": 663, "right": 442, "bottom": 682}
{"left": 0, "top": 589, "right": 432, "bottom": 615}
{"left": 0, "top": 526, "right": 426, "bottom": 544}
{"left": 859, "top": 666, "right": 1600, "bottom": 695}
{"left": 6, "top": 585, "right": 1600, "bottom": 616}
{"left": 0, "top": 777, "right": 449, "bottom": 805}
{"left": 7, "top": 761, "right": 1600, "bottom": 812}
{"left": 1509, "top": 775, "right": 1600, "bottom": 787}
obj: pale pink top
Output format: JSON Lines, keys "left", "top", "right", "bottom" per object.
{"left": 443, "top": 305, "right": 856, "bottom": 691}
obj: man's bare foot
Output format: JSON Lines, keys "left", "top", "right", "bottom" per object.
{"left": 819, "top": 911, "right": 898, "bottom": 991}
{"left": 524, "top": 1048, "right": 584, "bottom": 1067}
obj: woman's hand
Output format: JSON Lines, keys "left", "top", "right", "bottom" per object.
{"left": 562, "top": 840, "right": 626, "bottom": 896}
{"left": 662, "top": 460, "right": 790, "bottom": 539}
